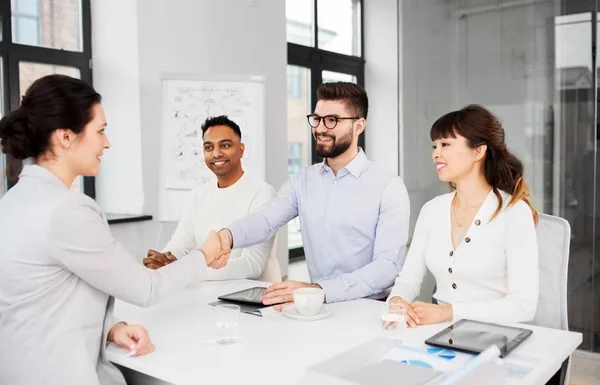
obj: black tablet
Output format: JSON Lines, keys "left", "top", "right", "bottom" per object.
{"left": 217, "top": 286, "right": 266, "bottom": 306}
{"left": 425, "top": 319, "right": 533, "bottom": 358}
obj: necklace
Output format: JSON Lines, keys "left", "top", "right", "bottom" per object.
{"left": 452, "top": 193, "right": 488, "bottom": 228}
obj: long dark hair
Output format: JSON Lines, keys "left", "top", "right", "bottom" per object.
{"left": 0, "top": 74, "right": 102, "bottom": 161}
{"left": 430, "top": 104, "right": 538, "bottom": 225}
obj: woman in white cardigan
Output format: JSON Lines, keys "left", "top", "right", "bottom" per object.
{"left": 388, "top": 104, "right": 539, "bottom": 327}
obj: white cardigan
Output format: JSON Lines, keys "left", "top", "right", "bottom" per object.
{"left": 389, "top": 189, "right": 539, "bottom": 323}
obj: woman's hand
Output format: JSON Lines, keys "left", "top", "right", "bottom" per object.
{"left": 108, "top": 322, "right": 155, "bottom": 357}
{"left": 410, "top": 301, "right": 453, "bottom": 325}
{"left": 387, "top": 296, "right": 420, "bottom": 327}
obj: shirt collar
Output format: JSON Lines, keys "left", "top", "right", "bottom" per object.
{"left": 19, "top": 164, "right": 69, "bottom": 190}
{"left": 320, "top": 148, "right": 369, "bottom": 178}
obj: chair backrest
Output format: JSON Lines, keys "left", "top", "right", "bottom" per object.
{"left": 258, "top": 233, "right": 282, "bottom": 283}
{"left": 530, "top": 213, "right": 571, "bottom": 331}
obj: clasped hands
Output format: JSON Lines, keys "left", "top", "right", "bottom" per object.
{"left": 143, "top": 229, "right": 321, "bottom": 310}
{"left": 387, "top": 296, "right": 453, "bottom": 327}
{"left": 143, "top": 229, "right": 234, "bottom": 270}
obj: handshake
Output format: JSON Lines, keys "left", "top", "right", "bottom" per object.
{"left": 143, "top": 229, "right": 234, "bottom": 270}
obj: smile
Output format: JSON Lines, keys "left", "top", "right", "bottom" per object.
{"left": 317, "top": 136, "right": 334, "bottom": 142}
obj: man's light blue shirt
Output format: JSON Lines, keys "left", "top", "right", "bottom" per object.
{"left": 228, "top": 149, "right": 410, "bottom": 302}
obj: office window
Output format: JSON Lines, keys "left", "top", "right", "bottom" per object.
{"left": 12, "top": 0, "right": 40, "bottom": 46}
{"left": 12, "top": 0, "right": 83, "bottom": 51}
{"left": 287, "top": 143, "right": 303, "bottom": 176}
{"left": 287, "top": 65, "right": 303, "bottom": 100}
{"left": 0, "top": 0, "right": 93, "bottom": 197}
{"left": 317, "top": 0, "right": 361, "bottom": 56}
{"left": 322, "top": 70, "right": 357, "bottom": 84}
{"left": 286, "top": 0, "right": 364, "bottom": 259}
{"left": 286, "top": 0, "right": 314, "bottom": 47}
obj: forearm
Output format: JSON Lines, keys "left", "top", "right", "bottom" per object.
{"left": 316, "top": 257, "right": 400, "bottom": 303}
{"left": 451, "top": 295, "right": 538, "bottom": 323}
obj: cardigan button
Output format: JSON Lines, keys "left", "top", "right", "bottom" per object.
{"left": 465, "top": 237, "right": 471, "bottom": 243}
{"left": 448, "top": 267, "right": 453, "bottom": 274}
{"left": 474, "top": 219, "right": 481, "bottom": 226}
{"left": 452, "top": 283, "right": 457, "bottom": 289}
{"left": 449, "top": 250, "right": 454, "bottom": 257}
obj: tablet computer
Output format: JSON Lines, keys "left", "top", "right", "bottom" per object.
{"left": 424, "top": 319, "right": 533, "bottom": 357}
{"left": 217, "top": 286, "right": 266, "bottom": 306}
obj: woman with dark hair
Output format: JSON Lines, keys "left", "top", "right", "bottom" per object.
{"left": 0, "top": 75, "right": 226, "bottom": 385}
{"left": 388, "top": 104, "right": 539, "bottom": 326}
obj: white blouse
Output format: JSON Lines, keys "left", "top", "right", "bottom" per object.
{"left": 389, "top": 189, "right": 539, "bottom": 323}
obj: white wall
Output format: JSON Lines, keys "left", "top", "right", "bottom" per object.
{"left": 364, "top": 0, "right": 399, "bottom": 176}
{"left": 93, "top": 0, "right": 289, "bottom": 274}
{"left": 91, "top": 0, "right": 145, "bottom": 214}
{"left": 400, "top": 0, "right": 457, "bottom": 228}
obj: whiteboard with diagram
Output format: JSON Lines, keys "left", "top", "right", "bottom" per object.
{"left": 159, "top": 74, "right": 266, "bottom": 221}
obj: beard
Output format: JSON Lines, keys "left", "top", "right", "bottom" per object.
{"left": 315, "top": 127, "right": 353, "bottom": 158}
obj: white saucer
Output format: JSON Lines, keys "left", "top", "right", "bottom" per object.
{"left": 282, "top": 304, "right": 332, "bottom": 321}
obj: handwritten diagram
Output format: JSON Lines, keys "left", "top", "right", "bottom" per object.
{"left": 162, "top": 79, "right": 264, "bottom": 190}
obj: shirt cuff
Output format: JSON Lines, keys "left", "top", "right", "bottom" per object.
{"left": 315, "top": 278, "right": 343, "bottom": 303}
{"left": 387, "top": 284, "right": 416, "bottom": 304}
{"left": 449, "top": 302, "right": 464, "bottom": 323}
{"left": 227, "top": 223, "right": 246, "bottom": 249}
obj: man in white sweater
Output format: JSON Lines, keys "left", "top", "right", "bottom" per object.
{"left": 144, "top": 116, "right": 278, "bottom": 281}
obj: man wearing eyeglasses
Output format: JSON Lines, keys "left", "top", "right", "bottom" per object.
{"left": 218, "top": 82, "right": 410, "bottom": 309}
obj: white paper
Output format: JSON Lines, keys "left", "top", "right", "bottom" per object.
{"left": 381, "top": 343, "right": 475, "bottom": 373}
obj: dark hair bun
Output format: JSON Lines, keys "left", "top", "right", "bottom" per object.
{"left": 0, "top": 75, "right": 102, "bottom": 161}
{"left": 0, "top": 109, "right": 39, "bottom": 160}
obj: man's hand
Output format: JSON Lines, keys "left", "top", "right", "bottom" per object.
{"left": 410, "top": 301, "right": 453, "bottom": 325}
{"left": 201, "top": 230, "right": 230, "bottom": 269}
{"left": 143, "top": 249, "right": 176, "bottom": 270}
{"left": 217, "top": 229, "right": 233, "bottom": 253}
{"left": 386, "top": 296, "right": 420, "bottom": 328}
{"left": 261, "top": 280, "right": 322, "bottom": 311}
{"left": 108, "top": 322, "right": 155, "bottom": 358}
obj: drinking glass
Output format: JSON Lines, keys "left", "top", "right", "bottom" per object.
{"left": 213, "top": 304, "right": 240, "bottom": 344}
{"left": 381, "top": 303, "right": 407, "bottom": 341}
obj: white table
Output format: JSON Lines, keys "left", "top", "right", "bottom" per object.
{"left": 107, "top": 280, "right": 582, "bottom": 385}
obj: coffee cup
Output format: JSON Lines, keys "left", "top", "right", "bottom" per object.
{"left": 293, "top": 287, "right": 325, "bottom": 316}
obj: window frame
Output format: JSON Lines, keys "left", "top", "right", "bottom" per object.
{"left": 286, "top": 0, "right": 365, "bottom": 260}
{"left": 0, "top": 0, "right": 94, "bottom": 198}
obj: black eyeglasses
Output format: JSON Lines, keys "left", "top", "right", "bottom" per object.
{"left": 306, "top": 114, "right": 360, "bottom": 129}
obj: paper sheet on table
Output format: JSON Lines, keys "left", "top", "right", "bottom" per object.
{"left": 383, "top": 343, "right": 536, "bottom": 380}
{"left": 501, "top": 352, "right": 538, "bottom": 379}
{"left": 381, "top": 344, "right": 475, "bottom": 373}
